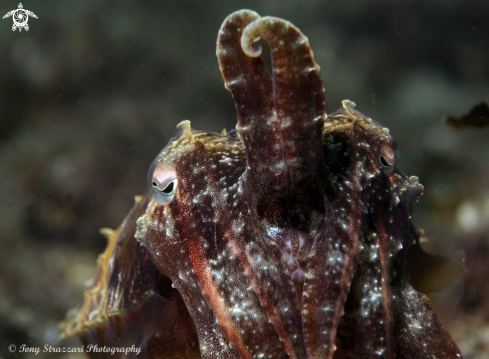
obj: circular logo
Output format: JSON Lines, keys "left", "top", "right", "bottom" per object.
{"left": 8, "top": 344, "right": 16, "bottom": 352}
{"left": 12, "top": 9, "right": 28, "bottom": 28}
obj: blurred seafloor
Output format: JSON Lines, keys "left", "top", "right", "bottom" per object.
{"left": 1, "top": 0, "right": 489, "bottom": 358}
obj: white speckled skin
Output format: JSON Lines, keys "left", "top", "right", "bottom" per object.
{"left": 61, "top": 10, "right": 464, "bottom": 359}
{"left": 134, "top": 10, "right": 464, "bottom": 359}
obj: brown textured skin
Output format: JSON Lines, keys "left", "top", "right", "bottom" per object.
{"left": 59, "top": 194, "right": 200, "bottom": 359}
{"left": 61, "top": 10, "right": 464, "bottom": 359}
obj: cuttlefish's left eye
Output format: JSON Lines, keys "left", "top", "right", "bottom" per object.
{"left": 379, "top": 146, "right": 399, "bottom": 177}
{"left": 148, "top": 165, "right": 178, "bottom": 206}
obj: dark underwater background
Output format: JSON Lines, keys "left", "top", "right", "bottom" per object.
{"left": 1, "top": 0, "right": 488, "bottom": 357}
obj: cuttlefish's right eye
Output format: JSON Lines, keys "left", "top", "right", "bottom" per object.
{"left": 379, "top": 145, "right": 399, "bottom": 177}
{"left": 148, "top": 163, "right": 178, "bottom": 206}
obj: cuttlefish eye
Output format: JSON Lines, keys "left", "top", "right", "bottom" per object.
{"left": 148, "top": 164, "right": 178, "bottom": 206}
{"left": 379, "top": 146, "right": 399, "bottom": 177}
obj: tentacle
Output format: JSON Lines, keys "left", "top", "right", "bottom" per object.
{"left": 241, "top": 17, "right": 326, "bottom": 191}
{"left": 336, "top": 230, "right": 395, "bottom": 359}
{"left": 217, "top": 12, "right": 327, "bottom": 196}
{"left": 302, "top": 118, "right": 368, "bottom": 358}
{"left": 217, "top": 10, "right": 281, "bottom": 194}
{"left": 217, "top": 12, "right": 308, "bottom": 358}
{"left": 217, "top": 10, "right": 271, "bottom": 125}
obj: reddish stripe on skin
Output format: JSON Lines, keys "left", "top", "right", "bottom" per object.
{"left": 226, "top": 239, "right": 300, "bottom": 359}
{"left": 186, "top": 240, "right": 252, "bottom": 359}
{"left": 379, "top": 232, "right": 394, "bottom": 358}
{"left": 326, "top": 240, "right": 360, "bottom": 357}
{"left": 301, "top": 188, "right": 364, "bottom": 358}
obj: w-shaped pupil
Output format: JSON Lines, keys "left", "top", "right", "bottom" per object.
{"left": 162, "top": 182, "right": 174, "bottom": 194}
{"left": 152, "top": 181, "right": 174, "bottom": 194}
{"left": 380, "top": 155, "right": 390, "bottom": 167}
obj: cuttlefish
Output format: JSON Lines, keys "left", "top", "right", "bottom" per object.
{"left": 60, "top": 10, "right": 465, "bottom": 359}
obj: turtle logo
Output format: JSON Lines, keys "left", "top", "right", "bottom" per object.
{"left": 3, "top": 3, "right": 37, "bottom": 32}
